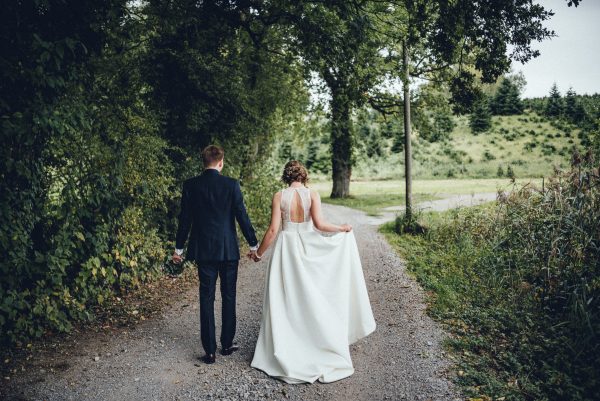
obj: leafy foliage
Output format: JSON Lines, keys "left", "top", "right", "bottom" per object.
{"left": 413, "top": 84, "right": 456, "bottom": 142}
{"left": 382, "top": 152, "right": 600, "bottom": 400}
{"left": 0, "top": 1, "right": 301, "bottom": 345}
{"left": 0, "top": 0, "right": 169, "bottom": 344}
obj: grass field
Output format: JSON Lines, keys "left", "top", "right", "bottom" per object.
{"left": 311, "top": 177, "right": 543, "bottom": 215}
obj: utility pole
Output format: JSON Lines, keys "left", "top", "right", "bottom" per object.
{"left": 402, "top": 40, "right": 413, "bottom": 221}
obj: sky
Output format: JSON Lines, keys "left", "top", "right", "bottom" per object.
{"left": 514, "top": 0, "right": 600, "bottom": 98}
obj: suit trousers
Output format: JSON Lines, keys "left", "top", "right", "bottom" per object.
{"left": 197, "top": 260, "right": 239, "bottom": 355}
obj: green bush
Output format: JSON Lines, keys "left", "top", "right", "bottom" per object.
{"left": 0, "top": 128, "right": 175, "bottom": 344}
{"left": 382, "top": 152, "right": 600, "bottom": 400}
{"left": 239, "top": 163, "right": 283, "bottom": 236}
{"left": 483, "top": 149, "right": 496, "bottom": 160}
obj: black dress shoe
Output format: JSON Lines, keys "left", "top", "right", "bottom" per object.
{"left": 220, "top": 344, "right": 239, "bottom": 356}
{"left": 200, "top": 353, "right": 216, "bottom": 364}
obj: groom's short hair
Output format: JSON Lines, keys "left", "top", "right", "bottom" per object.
{"left": 202, "top": 145, "right": 224, "bottom": 167}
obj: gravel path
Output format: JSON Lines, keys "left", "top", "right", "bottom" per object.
{"left": 2, "top": 203, "right": 464, "bottom": 401}
{"left": 366, "top": 192, "right": 499, "bottom": 225}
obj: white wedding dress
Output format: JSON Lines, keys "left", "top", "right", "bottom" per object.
{"left": 250, "top": 186, "right": 376, "bottom": 384}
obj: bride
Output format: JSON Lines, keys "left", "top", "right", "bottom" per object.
{"left": 249, "top": 160, "right": 376, "bottom": 384}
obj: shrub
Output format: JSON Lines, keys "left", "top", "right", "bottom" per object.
{"left": 0, "top": 130, "right": 175, "bottom": 344}
{"left": 506, "top": 164, "right": 515, "bottom": 179}
{"left": 394, "top": 210, "right": 427, "bottom": 235}
{"left": 383, "top": 151, "right": 599, "bottom": 400}
{"left": 483, "top": 149, "right": 496, "bottom": 160}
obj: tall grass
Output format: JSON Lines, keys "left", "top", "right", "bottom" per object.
{"left": 382, "top": 150, "right": 599, "bottom": 400}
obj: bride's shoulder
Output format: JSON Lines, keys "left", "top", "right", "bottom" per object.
{"left": 270, "top": 190, "right": 282, "bottom": 208}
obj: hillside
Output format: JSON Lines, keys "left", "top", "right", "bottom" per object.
{"left": 349, "top": 110, "right": 585, "bottom": 180}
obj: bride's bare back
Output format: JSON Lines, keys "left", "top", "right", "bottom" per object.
{"left": 289, "top": 190, "right": 305, "bottom": 222}
{"left": 281, "top": 186, "right": 311, "bottom": 224}
{"left": 253, "top": 184, "right": 352, "bottom": 260}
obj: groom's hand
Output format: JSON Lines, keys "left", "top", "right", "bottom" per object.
{"left": 172, "top": 252, "right": 183, "bottom": 264}
{"left": 247, "top": 250, "right": 262, "bottom": 262}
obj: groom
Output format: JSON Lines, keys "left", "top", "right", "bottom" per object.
{"left": 172, "top": 145, "right": 259, "bottom": 364}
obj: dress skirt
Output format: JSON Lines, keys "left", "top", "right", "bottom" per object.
{"left": 250, "top": 221, "right": 376, "bottom": 384}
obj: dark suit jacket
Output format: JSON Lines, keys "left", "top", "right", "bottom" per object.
{"left": 175, "top": 169, "right": 258, "bottom": 262}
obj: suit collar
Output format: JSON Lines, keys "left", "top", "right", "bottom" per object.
{"left": 202, "top": 168, "right": 220, "bottom": 176}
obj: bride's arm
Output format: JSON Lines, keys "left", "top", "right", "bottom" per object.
{"left": 310, "top": 190, "right": 352, "bottom": 233}
{"left": 255, "top": 192, "right": 282, "bottom": 259}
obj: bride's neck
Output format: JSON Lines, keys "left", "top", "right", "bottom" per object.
{"left": 289, "top": 182, "right": 303, "bottom": 188}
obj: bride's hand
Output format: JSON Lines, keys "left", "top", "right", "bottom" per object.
{"left": 339, "top": 224, "right": 352, "bottom": 232}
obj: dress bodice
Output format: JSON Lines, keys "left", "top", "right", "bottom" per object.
{"left": 280, "top": 186, "right": 312, "bottom": 232}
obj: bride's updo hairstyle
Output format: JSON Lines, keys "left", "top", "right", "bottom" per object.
{"left": 281, "top": 160, "right": 309, "bottom": 185}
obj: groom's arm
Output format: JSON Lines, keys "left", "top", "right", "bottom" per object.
{"left": 233, "top": 181, "right": 258, "bottom": 249}
{"left": 175, "top": 181, "right": 192, "bottom": 254}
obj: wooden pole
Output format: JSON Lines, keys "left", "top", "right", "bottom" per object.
{"left": 403, "top": 41, "right": 413, "bottom": 220}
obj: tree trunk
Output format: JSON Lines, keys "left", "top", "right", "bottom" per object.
{"left": 330, "top": 87, "right": 353, "bottom": 198}
{"left": 402, "top": 41, "right": 413, "bottom": 220}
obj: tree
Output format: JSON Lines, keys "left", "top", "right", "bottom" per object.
{"left": 391, "top": 132, "right": 404, "bottom": 154}
{"left": 143, "top": 1, "right": 306, "bottom": 179}
{"left": 506, "top": 164, "right": 516, "bottom": 179}
{"left": 412, "top": 83, "right": 456, "bottom": 142}
{"left": 285, "top": 1, "right": 387, "bottom": 198}
{"left": 383, "top": 117, "right": 404, "bottom": 153}
{"left": 490, "top": 78, "right": 524, "bottom": 115}
{"left": 545, "top": 83, "right": 563, "bottom": 118}
{"left": 0, "top": 0, "right": 178, "bottom": 343}
{"left": 366, "top": 129, "right": 384, "bottom": 158}
{"left": 564, "top": 87, "right": 586, "bottom": 123}
{"left": 305, "top": 138, "right": 320, "bottom": 169}
{"left": 470, "top": 96, "right": 493, "bottom": 134}
{"left": 284, "top": 0, "right": 572, "bottom": 201}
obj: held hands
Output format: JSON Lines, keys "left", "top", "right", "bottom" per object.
{"left": 172, "top": 252, "right": 183, "bottom": 264}
{"left": 247, "top": 250, "right": 262, "bottom": 262}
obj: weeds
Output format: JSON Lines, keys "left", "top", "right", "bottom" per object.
{"left": 382, "top": 149, "right": 599, "bottom": 400}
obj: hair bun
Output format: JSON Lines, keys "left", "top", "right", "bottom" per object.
{"left": 281, "top": 160, "right": 309, "bottom": 185}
